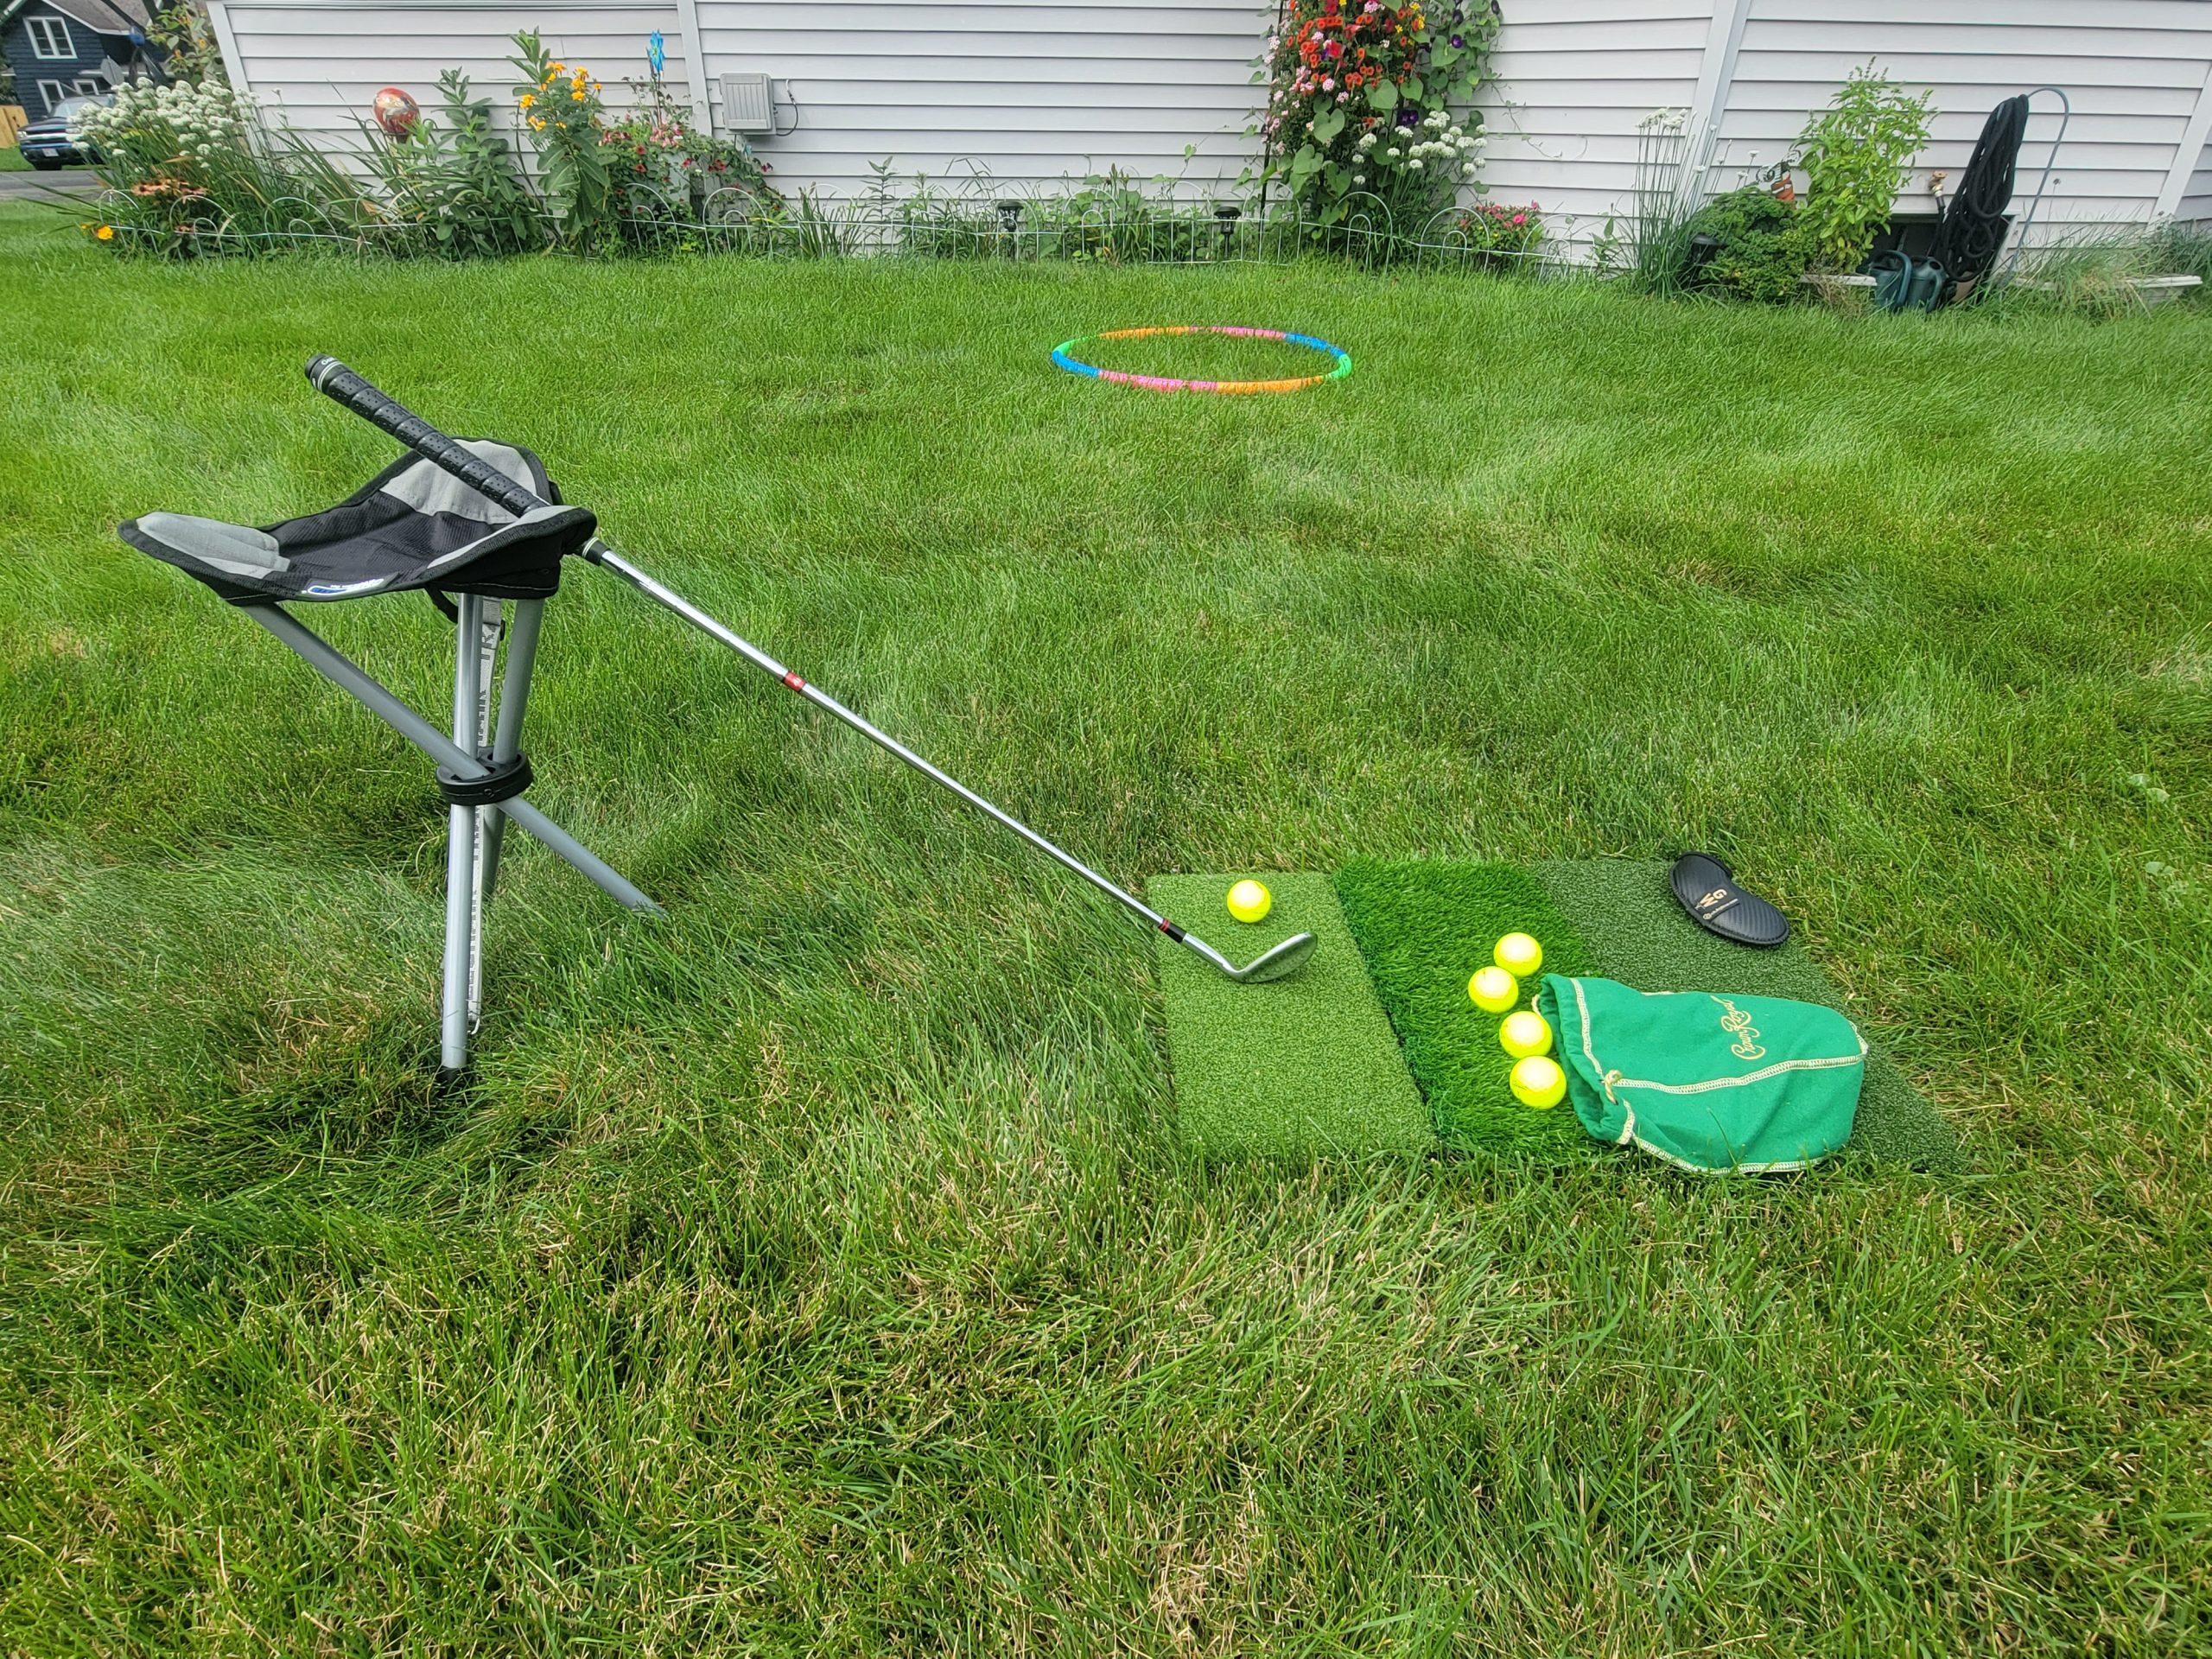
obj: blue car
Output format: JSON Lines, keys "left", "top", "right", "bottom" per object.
{"left": 16, "top": 93, "right": 110, "bottom": 169}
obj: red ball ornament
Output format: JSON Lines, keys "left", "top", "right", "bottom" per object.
{"left": 372, "top": 87, "right": 420, "bottom": 139}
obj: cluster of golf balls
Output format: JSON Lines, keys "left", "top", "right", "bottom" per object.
{"left": 1468, "top": 932, "right": 1567, "bottom": 1109}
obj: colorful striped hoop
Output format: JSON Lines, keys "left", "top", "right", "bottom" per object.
{"left": 1051, "top": 326, "right": 1353, "bottom": 395}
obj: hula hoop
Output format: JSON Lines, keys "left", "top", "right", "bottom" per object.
{"left": 1051, "top": 325, "right": 1352, "bottom": 394}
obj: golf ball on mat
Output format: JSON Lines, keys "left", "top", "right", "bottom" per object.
{"left": 1468, "top": 965, "right": 1519, "bottom": 1014}
{"left": 1511, "top": 1055, "right": 1567, "bottom": 1109}
{"left": 1499, "top": 1009, "right": 1553, "bottom": 1059}
{"left": 1226, "top": 879, "right": 1272, "bottom": 924}
{"left": 1495, "top": 931, "right": 1543, "bottom": 978}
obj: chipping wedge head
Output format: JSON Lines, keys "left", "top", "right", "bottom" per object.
{"left": 1228, "top": 930, "right": 1318, "bottom": 983}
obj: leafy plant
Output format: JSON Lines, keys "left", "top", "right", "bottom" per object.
{"left": 1255, "top": 0, "right": 1498, "bottom": 226}
{"left": 1793, "top": 65, "right": 1933, "bottom": 272}
{"left": 511, "top": 30, "right": 616, "bottom": 251}
{"left": 609, "top": 69, "right": 781, "bottom": 242}
{"left": 1452, "top": 199, "right": 1541, "bottom": 270}
{"left": 1680, "top": 186, "right": 1813, "bottom": 303}
{"left": 148, "top": 1, "right": 227, "bottom": 86}
{"left": 362, "top": 70, "right": 542, "bottom": 257}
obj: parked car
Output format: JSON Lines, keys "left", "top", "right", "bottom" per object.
{"left": 16, "top": 94, "right": 112, "bottom": 169}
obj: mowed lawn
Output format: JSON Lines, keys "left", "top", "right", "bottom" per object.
{"left": 1, "top": 203, "right": 2208, "bottom": 1654}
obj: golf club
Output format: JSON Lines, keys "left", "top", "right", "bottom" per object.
{"left": 303, "top": 356, "right": 1319, "bottom": 988}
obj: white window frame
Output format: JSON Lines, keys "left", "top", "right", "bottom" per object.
{"left": 36, "top": 79, "right": 69, "bottom": 113}
{"left": 26, "top": 14, "right": 73, "bottom": 60}
{"left": 72, "top": 75, "right": 106, "bottom": 97}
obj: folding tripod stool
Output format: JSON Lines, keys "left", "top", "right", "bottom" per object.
{"left": 117, "top": 357, "right": 1316, "bottom": 1079}
{"left": 119, "top": 432, "right": 659, "bottom": 1078}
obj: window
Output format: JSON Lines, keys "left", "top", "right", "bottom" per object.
{"left": 36, "top": 79, "right": 69, "bottom": 114}
{"left": 72, "top": 76, "right": 106, "bottom": 97}
{"left": 26, "top": 15, "right": 73, "bottom": 59}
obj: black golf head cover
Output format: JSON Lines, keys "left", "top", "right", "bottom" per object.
{"left": 1670, "top": 852, "right": 1790, "bottom": 948}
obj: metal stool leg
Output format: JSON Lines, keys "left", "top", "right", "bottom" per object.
{"left": 440, "top": 594, "right": 486, "bottom": 1075}
{"left": 478, "top": 596, "right": 543, "bottom": 900}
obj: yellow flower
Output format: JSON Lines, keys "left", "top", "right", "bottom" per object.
{"left": 518, "top": 92, "right": 536, "bottom": 108}
{"left": 530, "top": 116, "right": 546, "bottom": 130}
{"left": 569, "top": 90, "right": 584, "bottom": 101}
{"left": 95, "top": 224, "right": 114, "bottom": 240}
{"left": 551, "top": 60, "right": 564, "bottom": 73}
{"left": 591, "top": 80, "right": 603, "bottom": 92}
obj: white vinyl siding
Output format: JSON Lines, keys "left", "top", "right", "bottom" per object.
{"left": 1714, "top": 0, "right": 2212, "bottom": 243}
{"left": 213, "top": 0, "right": 2212, "bottom": 242}
{"left": 689, "top": 0, "right": 1270, "bottom": 195}
{"left": 210, "top": 0, "right": 689, "bottom": 141}
{"left": 1471, "top": 1, "right": 1714, "bottom": 236}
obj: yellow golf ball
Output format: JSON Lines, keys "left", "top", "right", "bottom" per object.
{"left": 1495, "top": 931, "right": 1543, "bottom": 978}
{"left": 1226, "top": 879, "right": 1272, "bottom": 924}
{"left": 1468, "top": 964, "right": 1519, "bottom": 1014}
{"left": 1499, "top": 1008, "right": 1553, "bottom": 1059}
{"left": 1510, "top": 1054, "right": 1567, "bottom": 1109}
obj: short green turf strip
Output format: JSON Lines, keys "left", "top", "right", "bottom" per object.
{"left": 1332, "top": 860, "right": 1602, "bottom": 1159}
{"left": 1151, "top": 873, "right": 1431, "bottom": 1156}
{"left": 1533, "top": 860, "right": 1961, "bottom": 1170}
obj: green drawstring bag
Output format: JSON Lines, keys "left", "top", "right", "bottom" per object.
{"left": 1535, "top": 976, "right": 1866, "bottom": 1173}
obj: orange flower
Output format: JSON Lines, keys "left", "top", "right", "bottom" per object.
{"left": 95, "top": 225, "right": 114, "bottom": 240}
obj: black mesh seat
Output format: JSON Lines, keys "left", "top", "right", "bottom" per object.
{"left": 120, "top": 440, "right": 597, "bottom": 605}
{"left": 120, "top": 421, "right": 651, "bottom": 1081}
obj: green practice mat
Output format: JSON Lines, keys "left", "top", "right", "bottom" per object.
{"left": 1332, "top": 860, "right": 1602, "bottom": 1158}
{"left": 1151, "top": 874, "right": 1430, "bottom": 1157}
{"left": 1532, "top": 860, "right": 1959, "bottom": 1170}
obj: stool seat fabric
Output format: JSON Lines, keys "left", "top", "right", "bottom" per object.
{"left": 121, "top": 439, "right": 597, "bottom": 604}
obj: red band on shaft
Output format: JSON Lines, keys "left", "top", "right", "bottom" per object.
{"left": 782, "top": 671, "right": 804, "bottom": 690}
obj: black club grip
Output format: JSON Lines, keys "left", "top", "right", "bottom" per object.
{"left": 305, "top": 355, "right": 547, "bottom": 518}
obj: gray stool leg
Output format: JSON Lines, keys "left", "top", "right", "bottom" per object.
{"left": 440, "top": 594, "right": 486, "bottom": 1075}
{"left": 466, "top": 601, "right": 502, "bottom": 1028}
{"left": 478, "top": 596, "right": 543, "bottom": 900}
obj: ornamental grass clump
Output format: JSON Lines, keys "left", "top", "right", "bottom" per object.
{"left": 1257, "top": 0, "right": 1498, "bottom": 227}
{"left": 79, "top": 79, "right": 382, "bottom": 253}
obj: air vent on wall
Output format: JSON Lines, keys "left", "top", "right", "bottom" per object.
{"left": 719, "top": 73, "right": 774, "bottom": 136}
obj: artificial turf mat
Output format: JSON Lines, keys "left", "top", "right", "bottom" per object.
{"left": 1332, "top": 860, "right": 1603, "bottom": 1159}
{"left": 1531, "top": 860, "right": 1960, "bottom": 1170}
{"left": 1150, "top": 874, "right": 1430, "bottom": 1157}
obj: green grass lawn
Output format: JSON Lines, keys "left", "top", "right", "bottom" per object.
{"left": 0, "top": 145, "right": 30, "bottom": 173}
{"left": 2, "top": 200, "right": 2208, "bottom": 1652}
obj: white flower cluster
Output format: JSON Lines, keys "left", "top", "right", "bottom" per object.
{"left": 80, "top": 78, "right": 251, "bottom": 157}
{"left": 1352, "top": 108, "right": 1485, "bottom": 181}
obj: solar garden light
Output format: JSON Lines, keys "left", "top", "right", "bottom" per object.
{"left": 995, "top": 199, "right": 1023, "bottom": 257}
{"left": 1213, "top": 202, "right": 1242, "bottom": 260}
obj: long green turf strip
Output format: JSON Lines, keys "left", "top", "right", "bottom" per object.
{"left": 1332, "top": 859, "right": 1602, "bottom": 1157}
{"left": 1533, "top": 860, "right": 1961, "bottom": 1169}
{"left": 1150, "top": 874, "right": 1430, "bottom": 1156}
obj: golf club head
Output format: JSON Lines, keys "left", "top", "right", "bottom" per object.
{"left": 1229, "top": 930, "right": 1318, "bottom": 983}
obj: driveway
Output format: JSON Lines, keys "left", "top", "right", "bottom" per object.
{"left": 0, "top": 167, "right": 99, "bottom": 203}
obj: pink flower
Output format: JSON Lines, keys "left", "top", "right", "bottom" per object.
{"left": 1511, "top": 213, "right": 1525, "bottom": 225}
{"left": 1321, "top": 76, "right": 1336, "bottom": 90}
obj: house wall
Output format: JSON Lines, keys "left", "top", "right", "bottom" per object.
{"left": 1716, "top": 0, "right": 2212, "bottom": 244}
{"left": 208, "top": 0, "right": 689, "bottom": 141}
{"left": 4, "top": 5, "right": 124, "bottom": 118}
{"left": 1470, "top": 0, "right": 1714, "bottom": 236}
{"left": 212, "top": 0, "right": 2212, "bottom": 245}
{"left": 686, "top": 0, "right": 1270, "bottom": 196}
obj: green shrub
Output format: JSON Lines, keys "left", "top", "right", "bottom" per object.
{"left": 1794, "top": 66, "right": 1933, "bottom": 272}
{"left": 1681, "top": 186, "right": 1813, "bottom": 303}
